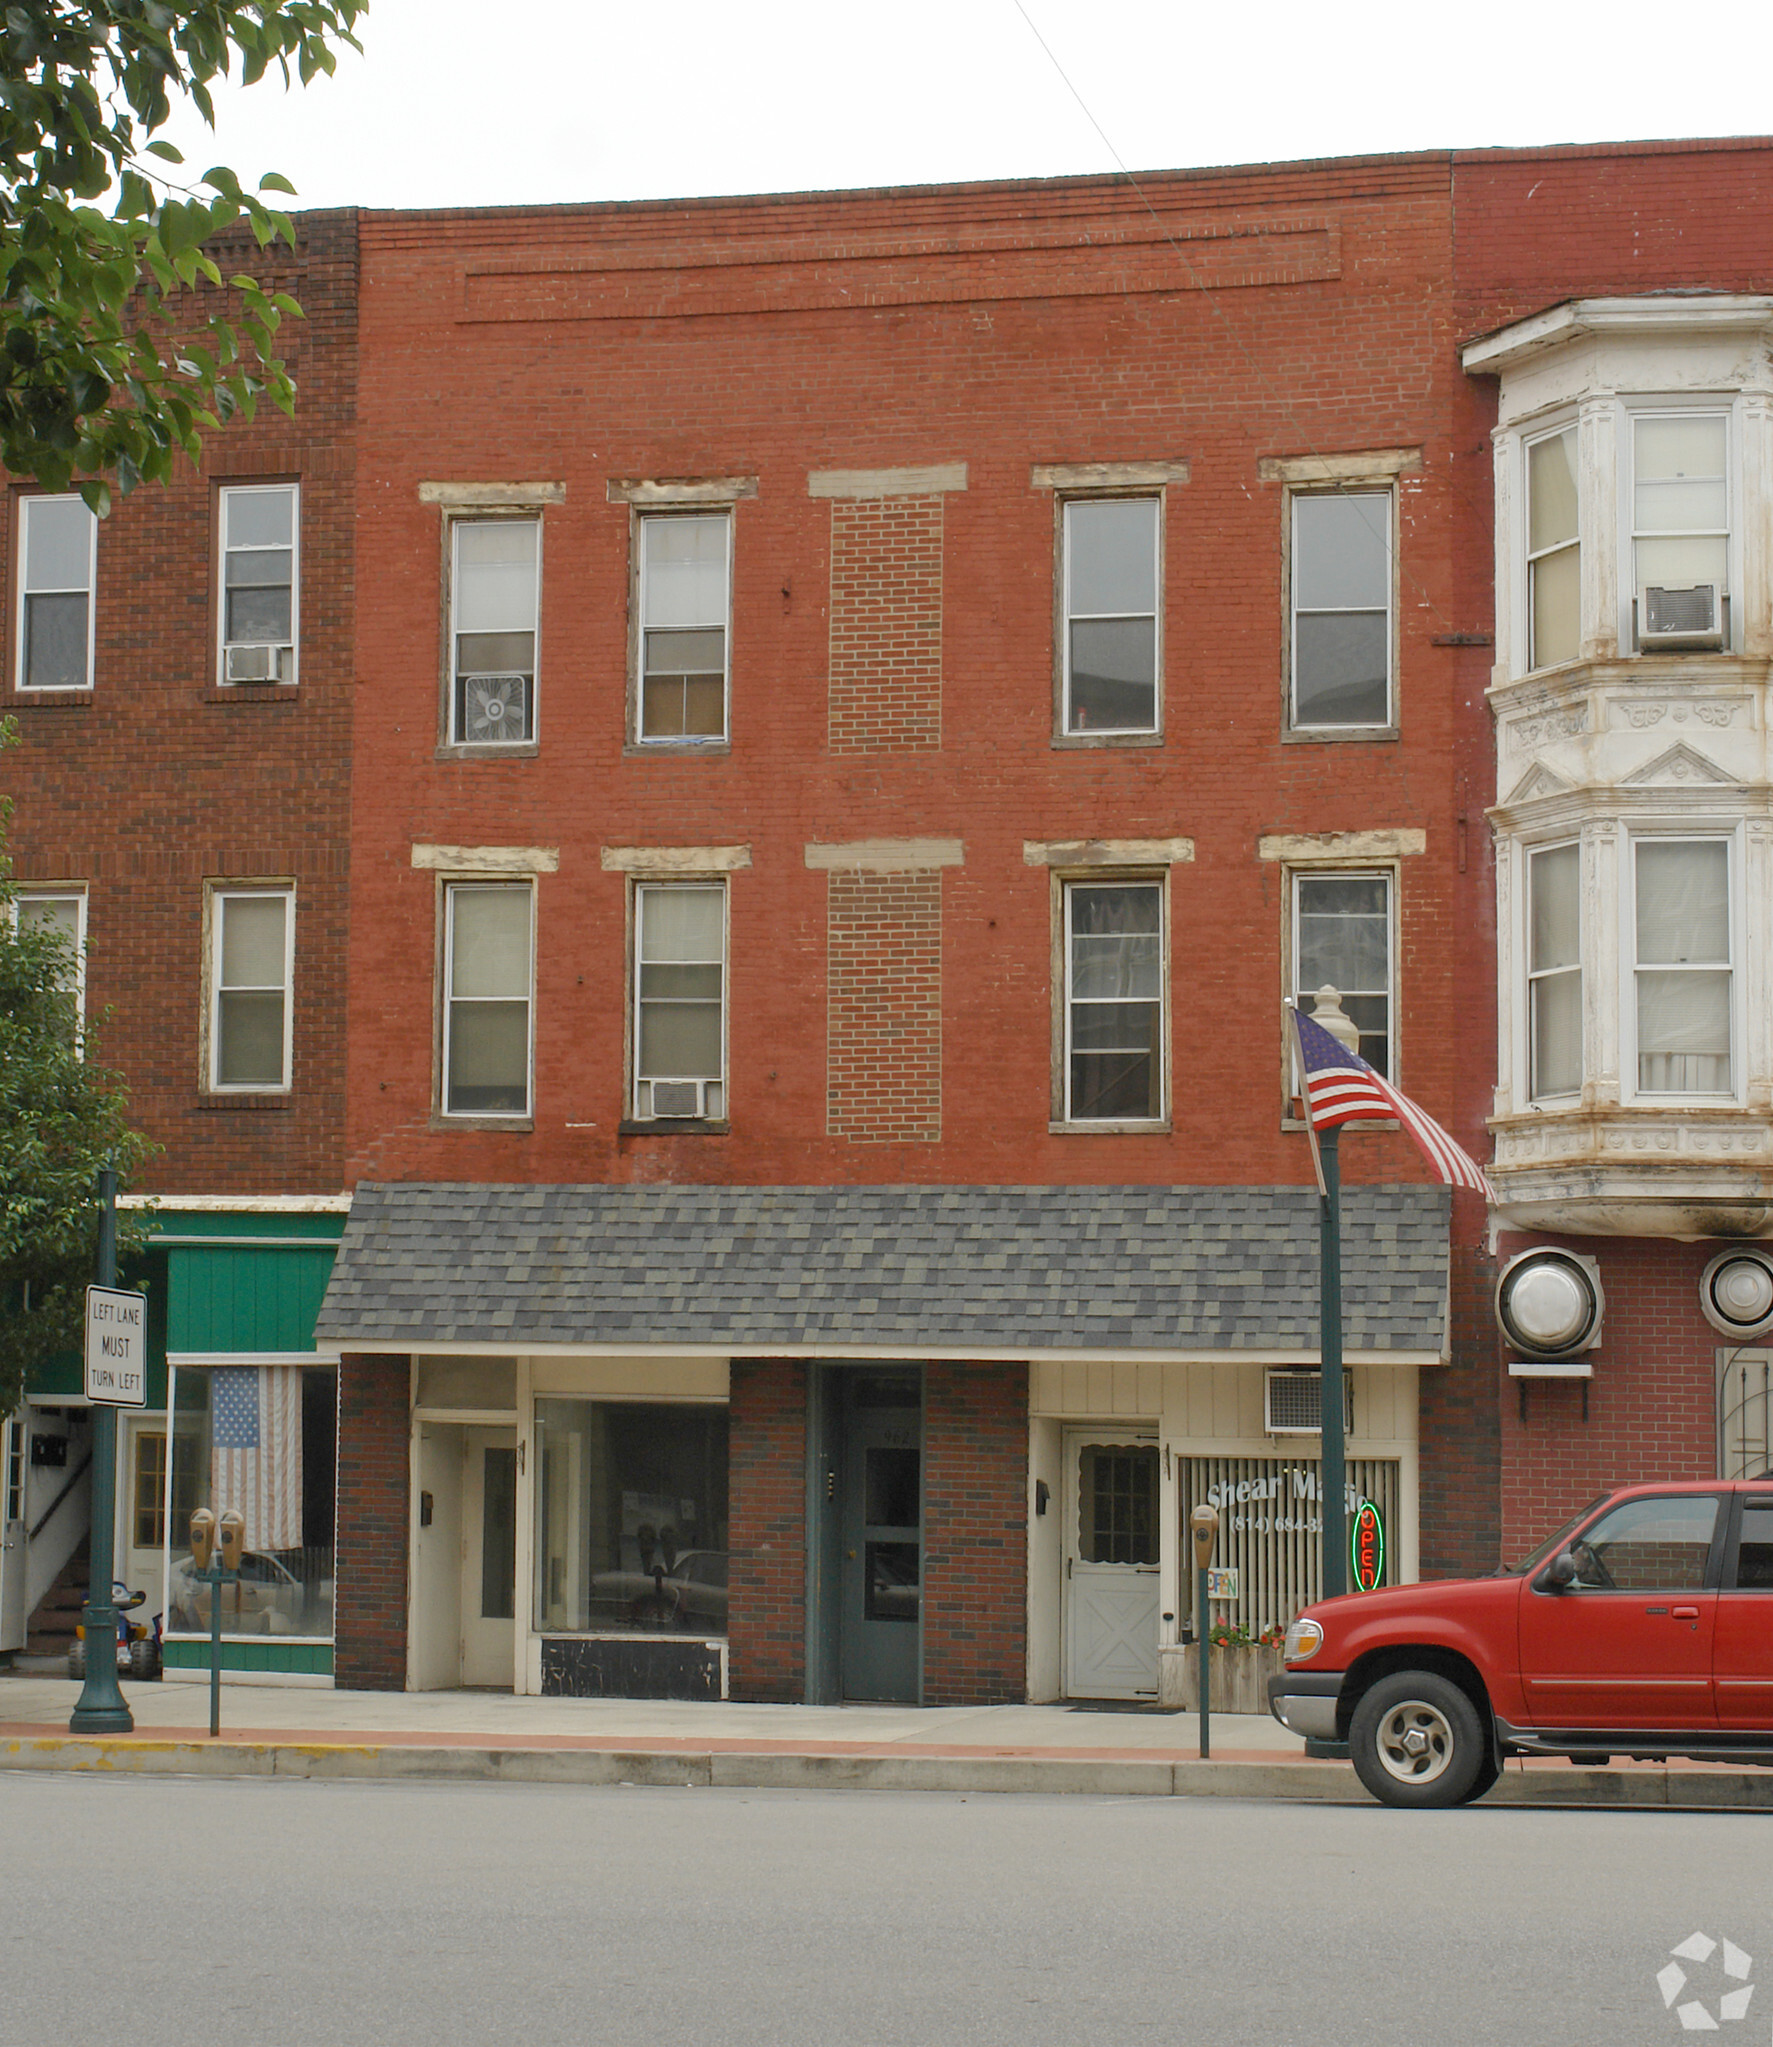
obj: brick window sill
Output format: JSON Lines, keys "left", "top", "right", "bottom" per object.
{"left": 195, "top": 1093, "right": 292, "bottom": 1112}
{"left": 205, "top": 684, "right": 300, "bottom": 706}
{"left": 617, "top": 1119, "right": 731, "bottom": 1137}
{"left": 8, "top": 688, "right": 92, "bottom": 708}
{"left": 1048, "top": 1118, "right": 1172, "bottom": 1136}
{"left": 429, "top": 1114, "right": 535, "bottom": 1133}
{"left": 1050, "top": 729, "right": 1162, "bottom": 751}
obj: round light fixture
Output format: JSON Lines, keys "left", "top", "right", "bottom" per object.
{"left": 1700, "top": 1249, "right": 1773, "bottom": 1340}
{"left": 1495, "top": 1249, "right": 1604, "bottom": 1359}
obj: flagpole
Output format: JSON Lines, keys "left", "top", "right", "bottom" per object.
{"left": 1318, "top": 1123, "right": 1347, "bottom": 1603}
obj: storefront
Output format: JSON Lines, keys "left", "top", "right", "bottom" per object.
{"left": 318, "top": 1182, "right": 1450, "bottom": 1703}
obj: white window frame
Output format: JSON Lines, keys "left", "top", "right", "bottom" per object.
{"left": 1622, "top": 828, "right": 1740, "bottom": 1105}
{"left": 1617, "top": 398, "right": 1738, "bottom": 655}
{"left": 1287, "top": 866, "right": 1397, "bottom": 1081}
{"left": 1524, "top": 840, "right": 1582, "bottom": 1104}
{"left": 635, "top": 509, "right": 732, "bottom": 747}
{"left": 441, "top": 879, "right": 535, "bottom": 1121}
{"left": 1058, "top": 874, "right": 1168, "bottom": 1127}
{"left": 204, "top": 885, "right": 295, "bottom": 1095}
{"left": 16, "top": 493, "right": 96, "bottom": 692}
{"left": 217, "top": 482, "right": 299, "bottom": 686}
{"left": 1522, "top": 421, "right": 1581, "bottom": 675}
{"left": 14, "top": 885, "right": 86, "bottom": 1048}
{"left": 448, "top": 515, "right": 542, "bottom": 748}
{"left": 1286, "top": 487, "right": 1395, "bottom": 732}
{"left": 630, "top": 878, "right": 729, "bottom": 1123}
{"left": 1059, "top": 495, "right": 1162, "bottom": 739}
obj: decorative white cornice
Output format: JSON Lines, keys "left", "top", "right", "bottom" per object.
{"left": 1464, "top": 295, "right": 1773, "bottom": 376}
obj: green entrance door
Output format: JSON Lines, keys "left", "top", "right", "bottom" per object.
{"left": 838, "top": 1369, "right": 922, "bottom": 1704}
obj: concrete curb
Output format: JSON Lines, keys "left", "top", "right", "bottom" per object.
{"left": 6, "top": 1734, "right": 1773, "bottom": 1805}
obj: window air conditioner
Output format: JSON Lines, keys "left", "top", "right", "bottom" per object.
{"left": 647, "top": 1079, "right": 706, "bottom": 1119}
{"left": 1639, "top": 583, "right": 1724, "bottom": 649}
{"left": 1264, "top": 1367, "right": 1353, "bottom": 1435}
{"left": 460, "top": 672, "right": 531, "bottom": 743}
{"left": 225, "top": 642, "right": 295, "bottom": 683}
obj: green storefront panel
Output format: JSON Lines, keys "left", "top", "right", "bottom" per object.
{"left": 162, "top": 1639, "right": 334, "bottom": 1676}
{"left": 167, "top": 1244, "right": 338, "bottom": 1354}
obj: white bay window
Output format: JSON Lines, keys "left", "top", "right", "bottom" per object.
{"left": 1631, "top": 838, "right": 1733, "bottom": 1098}
{"left": 1527, "top": 844, "right": 1581, "bottom": 1101}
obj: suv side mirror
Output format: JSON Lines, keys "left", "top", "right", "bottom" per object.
{"left": 1541, "top": 1550, "right": 1578, "bottom": 1591}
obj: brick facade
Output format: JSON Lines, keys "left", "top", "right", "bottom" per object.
{"left": 827, "top": 492, "right": 944, "bottom": 752}
{"left": 922, "top": 1362, "right": 1027, "bottom": 1707}
{"left": 728, "top": 1357, "right": 808, "bottom": 1702}
{"left": 333, "top": 1353, "right": 409, "bottom": 1690}
{"left": 825, "top": 869, "right": 943, "bottom": 1142}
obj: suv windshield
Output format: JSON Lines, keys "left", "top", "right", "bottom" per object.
{"left": 1505, "top": 1495, "right": 1609, "bottom": 1576}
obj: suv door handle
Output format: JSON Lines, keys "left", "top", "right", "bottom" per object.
{"left": 1671, "top": 1605, "right": 1700, "bottom": 1620}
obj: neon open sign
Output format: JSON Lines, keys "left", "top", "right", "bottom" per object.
{"left": 1350, "top": 1498, "right": 1385, "bottom": 1593}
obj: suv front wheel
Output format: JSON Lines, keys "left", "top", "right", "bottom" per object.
{"left": 1350, "top": 1670, "right": 1490, "bottom": 1808}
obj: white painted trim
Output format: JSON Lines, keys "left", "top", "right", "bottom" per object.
{"left": 1259, "top": 829, "right": 1425, "bottom": 861}
{"left": 154, "top": 1236, "right": 341, "bottom": 1251}
{"left": 804, "top": 838, "right": 964, "bottom": 871}
{"left": 601, "top": 844, "right": 752, "bottom": 873}
{"left": 608, "top": 476, "right": 758, "bottom": 505}
{"left": 419, "top": 481, "right": 565, "bottom": 506}
{"left": 163, "top": 1667, "right": 334, "bottom": 1688}
{"left": 1032, "top": 460, "right": 1189, "bottom": 490}
{"left": 412, "top": 844, "right": 560, "bottom": 873}
{"left": 411, "top": 1406, "right": 515, "bottom": 1425}
{"left": 119, "top": 1192, "right": 353, "bottom": 1211}
{"left": 1024, "top": 838, "right": 1194, "bottom": 866}
{"left": 1463, "top": 296, "right": 1773, "bottom": 375}
{"left": 323, "top": 1338, "right": 1446, "bottom": 1366}
{"left": 1258, "top": 448, "right": 1421, "bottom": 483}
{"left": 167, "top": 1351, "right": 342, "bottom": 1366}
{"left": 808, "top": 463, "right": 966, "bottom": 499}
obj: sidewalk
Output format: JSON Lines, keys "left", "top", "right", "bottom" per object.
{"left": 2, "top": 1669, "right": 1769, "bottom": 1805}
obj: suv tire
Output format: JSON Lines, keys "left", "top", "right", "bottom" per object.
{"left": 1350, "top": 1670, "right": 1488, "bottom": 1808}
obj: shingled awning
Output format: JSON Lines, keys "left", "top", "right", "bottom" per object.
{"left": 315, "top": 1183, "right": 1450, "bottom": 1361}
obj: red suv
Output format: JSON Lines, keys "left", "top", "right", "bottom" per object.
{"left": 1269, "top": 1481, "right": 1773, "bottom": 1807}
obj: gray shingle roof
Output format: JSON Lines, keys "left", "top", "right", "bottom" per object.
{"left": 316, "top": 1183, "right": 1449, "bottom": 1356}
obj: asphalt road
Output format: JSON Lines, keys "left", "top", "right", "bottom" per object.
{"left": 0, "top": 1775, "right": 1763, "bottom": 2047}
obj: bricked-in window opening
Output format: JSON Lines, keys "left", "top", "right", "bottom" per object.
{"left": 1062, "top": 498, "right": 1159, "bottom": 735}
{"left": 634, "top": 881, "right": 725, "bottom": 1121}
{"left": 218, "top": 483, "right": 298, "bottom": 685}
{"left": 208, "top": 887, "right": 294, "bottom": 1092}
{"left": 825, "top": 869, "right": 942, "bottom": 1142}
{"left": 639, "top": 513, "right": 729, "bottom": 742}
{"left": 1526, "top": 425, "right": 1579, "bottom": 671}
{"left": 827, "top": 495, "right": 943, "bottom": 753}
{"left": 1063, "top": 880, "right": 1163, "bottom": 1122}
{"left": 1291, "top": 870, "right": 1392, "bottom": 1078}
{"left": 450, "top": 517, "right": 538, "bottom": 745}
{"left": 17, "top": 494, "right": 96, "bottom": 691}
{"left": 443, "top": 880, "right": 533, "bottom": 1116}
{"left": 1632, "top": 836, "right": 1734, "bottom": 1098}
{"left": 1289, "top": 490, "right": 1392, "bottom": 729}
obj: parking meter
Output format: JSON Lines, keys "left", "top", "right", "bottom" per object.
{"left": 1190, "top": 1505, "right": 1219, "bottom": 1760}
{"left": 190, "top": 1507, "right": 216, "bottom": 1572}
{"left": 218, "top": 1509, "right": 245, "bottom": 1573}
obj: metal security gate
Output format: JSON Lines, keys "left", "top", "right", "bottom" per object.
{"left": 1719, "top": 1351, "right": 1773, "bottom": 1481}
{"left": 1180, "top": 1456, "right": 1401, "bottom": 1638}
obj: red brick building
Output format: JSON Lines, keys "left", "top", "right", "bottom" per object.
{"left": 315, "top": 156, "right": 1486, "bottom": 1703}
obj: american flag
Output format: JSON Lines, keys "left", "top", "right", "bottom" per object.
{"left": 210, "top": 1366, "right": 303, "bottom": 1549}
{"left": 1289, "top": 1004, "right": 1493, "bottom": 1197}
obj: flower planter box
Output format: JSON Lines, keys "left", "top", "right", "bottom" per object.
{"left": 1159, "top": 1641, "right": 1286, "bottom": 1716}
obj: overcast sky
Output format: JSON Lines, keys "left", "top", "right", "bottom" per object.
{"left": 155, "top": 0, "right": 1773, "bottom": 214}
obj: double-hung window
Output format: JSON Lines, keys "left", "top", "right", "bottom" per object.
{"left": 219, "top": 484, "right": 298, "bottom": 683}
{"left": 18, "top": 495, "right": 96, "bottom": 691}
{"left": 16, "top": 887, "right": 85, "bottom": 1048}
{"left": 1061, "top": 498, "right": 1160, "bottom": 735}
{"left": 1063, "top": 880, "right": 1164, "bottom": 1121}
{"left": 1632, "top": 412, "right": 1729, "bottom": 648}
{"left": 443, "top": 882, "right": 533, "bottom": 1117}
{"left": 1525, "top": 426, "right": 1580, "bottom": 670}
{"left": 1292, "top": 872, "right": 1393, "bottom": 1076}
{"left": 208, "top": 888, "right": 293, "bottom": 1091}
{"left": 1527, "top": 844, "right": 1581, "bottom": 1101}
{"left": 633, "top": 882, "right": 726, "bottom": 1120}
{"left": 1289, "top": 491, "right": 1392, "bottom": 729}
{"left": 451, "top": 519, "right": 539, "bottom": 745}
{"left": 639, "top": 514, "right": 729, "bottom": 742}
{"left": 1632, "top": 838, "right": 1732, "bottom": 1097}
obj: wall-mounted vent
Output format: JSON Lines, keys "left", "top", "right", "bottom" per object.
{"left": 1264, "top": 1368, "right": 1352, "bottom": 1435}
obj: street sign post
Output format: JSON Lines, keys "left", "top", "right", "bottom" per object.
{"left": 69, "top": 1170, "right": 135, "bottom": 1736}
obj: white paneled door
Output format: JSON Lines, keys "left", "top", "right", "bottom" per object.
{"left": 1063, "top": 1429, "right": 1160, "bottom": 1700}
